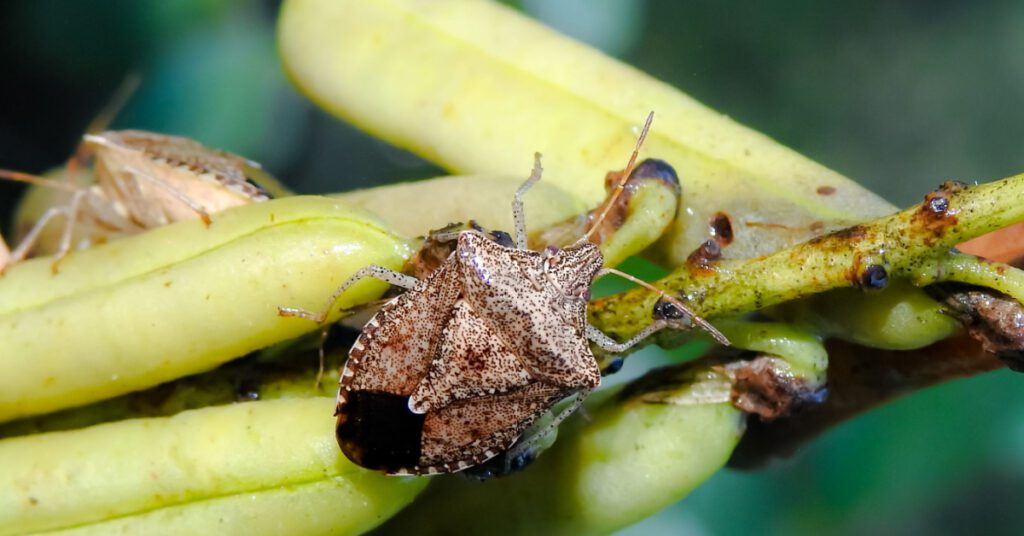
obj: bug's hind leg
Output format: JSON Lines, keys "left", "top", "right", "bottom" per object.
{"left": 2, "top": 191, "right": 84, "bottom": 274}
{"left": 512, "top": 152, "right": 543, "bottom": 250}
{"left": 49, "top": 189, "right": 91, "bottom": 273}
{"left": 0, "top": 235, "right": 10, "bottom": 274}
{"left": 278, "top": 265, "right": 419, "bottom": 324}
{"left": 504, "top": 388, "right": 593, "bottom": 466}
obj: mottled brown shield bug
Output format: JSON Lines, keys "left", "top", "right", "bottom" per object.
{"left": 280, "top": 113, "right": 727, "bottom": 475}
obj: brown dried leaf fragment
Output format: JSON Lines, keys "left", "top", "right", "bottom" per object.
{"left": 729, "top": 336, "right": 1004, "bottom": 469}
{"left": 940, "top": 288, "right": 1024, "bottom": 370}
{"left": 723, "top": 356, "right": 813, "bottom": 421}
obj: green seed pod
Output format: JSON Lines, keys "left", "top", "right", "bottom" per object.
{"left": 378, "top": 381, "right": 744, "bottom": 534}
{"left": 0, "top": 398, "right": 427, "bottom": 535}
{"left": 336, "top": 175, "right": 586, "bottom": 240}
{"left": 770, "top": 281, "right": 961, "bottom": 350}
{"left": 279, "top": 0, "right": 895, "bottom": 266}
{"left": 0, "top": 196, "right": 410, "bottom": 422}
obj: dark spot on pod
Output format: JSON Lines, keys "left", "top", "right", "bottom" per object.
{"left": 630, "top": 158, "right": 680, "bottom": 194}
{"left": 816, "top": 186, "right": 836, "bottom": 196}
{"left": 490, "top": 230, "right": 515, "bottom": 248}
{"left": 603, "top": 357, "right": 625, "bottom": 375}
{"left": 859, "top": 264, "right": 888, "bottom": 290}
{"left": 913, "top": 181, "right": 965, "bottom": 245}
{"left": 807, "top": 224, "right": 867, "bottom": 246}
{"left": 809, "top": 221, "right": 826, "bottom": 234}
{"left": 234, "top": 382, "right": 261, "bottom": 402}
{"left": 336, "top": 391, "right": 425, "bottom": 473}
{"left": 686, "top": 239, "right": 722, "bottom": 274}
{"left": 710, "top": 212, "right": 733, "bottom": 245}
{"left": 233, "top": 367, "right": 263, "bottom": 402}
{"left": 653, "top": 297, "right": 692, "bottom": 324}
{"left": 928, "top": 195, "right": 949, "bottom": 214}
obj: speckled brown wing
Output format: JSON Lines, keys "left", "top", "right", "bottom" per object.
{"left": 335, "top": 256, "right": 462, "bottom": 473}
{"left": 409, "top": 299, "right": 533, "bottom": 414}
{"left": 409, "top": 298, "right": 571, "bottom": 474}
{"left": 417, "top": 382, "right": 567, "bottom": 474}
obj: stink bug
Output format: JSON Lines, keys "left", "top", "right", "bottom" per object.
{"left": 0, "top": 79, "right": 284, "bottom": 272}
{"left": 280, "top": 112, "right": 727, "bottom": 475}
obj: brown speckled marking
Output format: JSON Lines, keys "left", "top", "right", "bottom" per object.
{"left": 913, "top": 180, "right": 964, "bottom": 246}
{"left": 686, "top": 239, "right": 722, "bottom": 276}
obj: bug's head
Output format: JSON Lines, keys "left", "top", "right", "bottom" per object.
{"left": 543, "top": 241, "right": 604, "bottom": 302}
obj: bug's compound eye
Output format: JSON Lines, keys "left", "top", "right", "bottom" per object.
{"left": 544, "top": 245, "right": 560, "bottom": 255}
{"left": 490, "top": 230, "right": 515, "bottom": 248}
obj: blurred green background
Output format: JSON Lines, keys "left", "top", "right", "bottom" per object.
{"left": 1, "top": 1, "right": 1023, "bottom": 534}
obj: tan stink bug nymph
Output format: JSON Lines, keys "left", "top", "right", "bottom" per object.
{"left": 0, "top": 79, "right": 282, "bottom": 272}
{"left": 280, "top": 113, "right": 727, "bottom": 475}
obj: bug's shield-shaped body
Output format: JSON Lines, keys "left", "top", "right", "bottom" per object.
{"left": 336, "top": 232, "right": 603, "bottom": 475}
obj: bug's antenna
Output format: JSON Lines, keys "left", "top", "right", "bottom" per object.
{"left": 0, "top": 169, "right": 79, "bottom": 191}
{"left": 66, "top": 74, "right": 142, "bottom": 188}
{"left": 85, "top": 74, "right": 141, "bottom": 136}
{"left": 583, "top": 111, "right": 654, "bottom": 243}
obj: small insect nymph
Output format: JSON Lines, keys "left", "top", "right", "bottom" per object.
{"left": 0, "top": 79, "right": 280, "bottom": 272}
{"left": 280, "top": 112, "right": 727, "bottom": 475}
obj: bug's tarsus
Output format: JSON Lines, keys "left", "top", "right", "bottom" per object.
{"left": 278, "top": 265, "right": 419, "bottom": 324}
{"left": 583, "top": 111, "right": 654, "bottom": 243}
{"left": 513, "top": 152, "right": 544, "bottom": 250}
{"left": 596, "top": 267, "right": 730, "bottom": 346}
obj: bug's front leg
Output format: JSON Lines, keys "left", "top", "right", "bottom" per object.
{"left": 279, "top": 265, "right": 419, "bottom": 324}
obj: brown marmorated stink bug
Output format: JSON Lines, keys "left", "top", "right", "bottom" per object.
{"left": 0, "top": 78, "right": 282, "bottom": 272}
{"left": 280, "top": 112, "right": 728, "bottom": 475}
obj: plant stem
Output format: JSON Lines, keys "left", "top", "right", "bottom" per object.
{"left": 590, "top": 174, "right": 1024, "bottom": 341}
